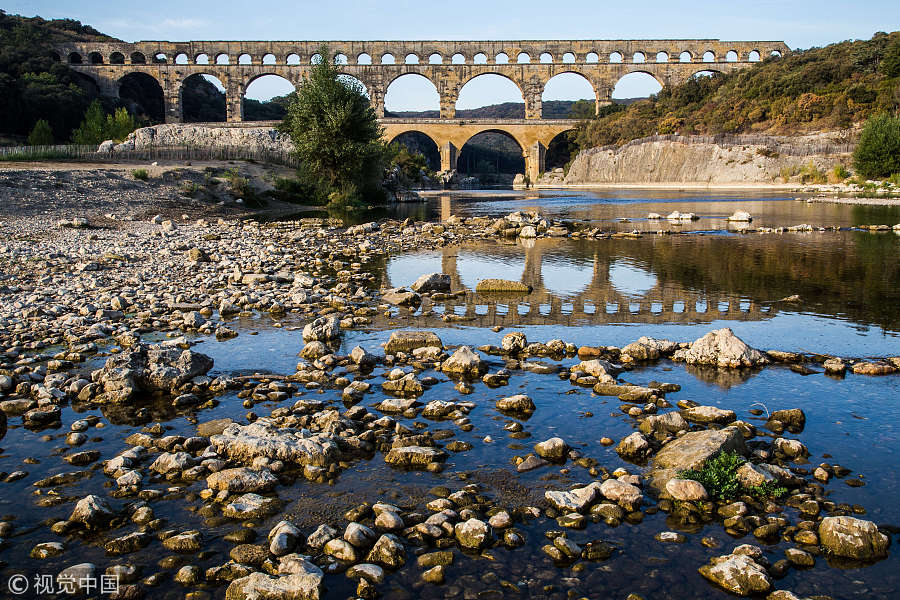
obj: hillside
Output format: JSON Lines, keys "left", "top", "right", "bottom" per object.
{"left": 0, "top": 11, "right": 120, "bottom": 141}
{"left": 572, "top": 31, "right": 900, "bottom": 151}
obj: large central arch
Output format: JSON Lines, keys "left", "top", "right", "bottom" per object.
{"left": 457, "top": 129, "right": 525, "bottom": 183}
{"left": 118, "top": 72, "right": 164, "bottom": 123}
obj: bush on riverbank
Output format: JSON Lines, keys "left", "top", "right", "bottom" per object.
{"left": 853, "top": 112, "right": 900, "bottom": 178}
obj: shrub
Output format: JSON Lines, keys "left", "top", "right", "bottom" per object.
{"left": 225, "top": 168, "right": 249, "bottom": 197}
{"left": 680, "top": 451, "right": 786, "bottom": 501}
{"left": 799, "top": 161, "right": 827, "bottom": 184}
{"left": 27, "top": 119, "right": 54, "bottom": 145}
{"left": 131, "top": 168, "right": 149, "bottom": 181}
{"left": 854, "top": 113, "right": 900, "bottom": 178}
{"left": 830, "top": 164, "right": 851, "bottom": 182}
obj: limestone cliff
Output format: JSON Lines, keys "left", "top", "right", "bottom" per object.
{"left": 552, "top": 137, "right": 850, "bottom": 186}
{"left": 103, "top": 124, "right": 292, "bottom": 154}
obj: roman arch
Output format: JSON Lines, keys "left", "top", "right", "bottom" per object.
{"left": 54, "top": 39, "right": 788, "bottom": 176}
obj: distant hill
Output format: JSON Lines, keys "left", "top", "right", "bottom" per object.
{"left": 572, "top": 31, "right": 900, "bottom": 151}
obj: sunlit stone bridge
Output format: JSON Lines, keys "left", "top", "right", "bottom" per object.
{"left": 382, "top": 241, "right": 776, "bottom": 327}
{"left": 53, "top": 38, "right": 789, "bottom": 179}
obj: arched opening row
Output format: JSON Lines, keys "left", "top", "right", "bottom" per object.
{"left": 63, "top": 49, "right": 784, "bottom": 66}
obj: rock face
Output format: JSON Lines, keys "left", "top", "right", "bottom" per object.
{"left": 302, "top": 316, "right": 341, "bottom": 342}
{"left": 410, "top": 273, "right": 451, "bottom": 293}
{"left": 648, "top": 427, "right": 747, "bottom": 489}
{"left": 384, "top": 331, "right": 442, "bottom": 354}
{"left": 698, "top": 552, "right": 772, "bottom": 596}
{"left": 673, "top": 328, "right": 768, "bottom": 368}
{"left": 93, "top": 344, "right": 213, "bottom": 402}
{"left": 112, "top": 123, "right": 293, "bottom": 154}
{"left": 562, "top": 137, "right": 844, "bottom": 185}
{"left": 818, "top": 516, "right": 890, "bottom": 561}
{"left": 210, "top": 419, "right": 340, "bottom": 467}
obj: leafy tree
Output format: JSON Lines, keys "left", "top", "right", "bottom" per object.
{"left": 70, "top": 99, "right": 107, "bottom": 144}
{"left": 280, "top": 46, "right": 385, "bottom": 206}
{"left": 881, "top": 38, "right": 900, "bottom": 77}
{"left": 853, "top": 112, "right": 900, "bottom": 178}
{"left": 27, "top": 118, "right": 53, "bottom": 145}
{"left": 104, "top": 107, "right": 137, "bottom": 141}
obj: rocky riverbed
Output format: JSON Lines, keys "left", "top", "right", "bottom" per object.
{"left": 0, "top": 180, "right": 898, "bottom": 599}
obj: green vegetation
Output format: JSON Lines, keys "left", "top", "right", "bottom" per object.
{"left": 280, "top": 47, "right": 386, "bottom": 208}
{"left": 0, "top": 11, "right": 117, "bottom": 142}
{"left": 26, "top": 119, "right": 53, "bottom": 145}
{"left": 680, "top": 452, "right": 787, "bottom": 501}
{"left": 131, "top": 168, "right": 148, "bottom": 181}
{"left": 385, "top": 142, "right": 434, "bottom": 182}
{"left": 70, "top": 100, "right": 138, "bottom": 145}
{"left": 853, "top": 112, "right": 900, "bottom": 178}
{"left": 572, "top": 31, "right": 900, "bottom": 152}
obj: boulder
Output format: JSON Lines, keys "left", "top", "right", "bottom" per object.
{"left": 268, "top": 521, "right": 302, "bottom": 556}
{"left": 500, "top": 332, "right": 527, "bottom": 354}
{"left": 475, "top": 279, "right": 532, "bottom": 294}
{"left": 384, "top": 331, "right": 443, "bottom": 354}
{"left": 616, "top": 432, "right": 652, "bottom": 462}
{"left": 818, "top": 516, "right": 890, "bottom": 561}
{"left": 366, "top": 534, "right": 407, "bottom": 568}
{"left": 495, "top": 394, "right": 535, "bottom": 414}
{"left": 210, "top": 419, "right": 340, "bottom": 467}
{"left": 410, "top": 273, "right": 451, "bottom": 293}
{"left": 225, "top": 563, "right": 324, "bottom": 600}
{"left": 206, "top": 468, "right": 278, "bottom": 493}
{"left": 728, "top": 211, "right": 752, "bottom": 222}
{"left": 441, "top": 346, "right": 485, "bottom": 377}
{"left": 639, "top": 412, "right": 688, "bottom": 437}
{"left": 648, "top": 427, "right": 747, "bottom": 489}
{"left": 573, "top": 359, "right": 619, "bottom": 384}
{"left": 223, "top": 493, "right": 280, "bottom": 519}
{"left": 93, "top": 343, "right": 213, "bottom": 402}
{"left": 545, "top": 482, "right": 601, "bottom": 513}
{"left": 56, "top": 564, "right": 98, "bottom": 594}
{"left": 383, "top": 287, "right": 421, "bottom": 307}
{"left": 69, "top": 495, "right": 114, "bottom": 529}
{"left": 682, "top": 405, "right": 737, "bottom": 424}
{"left": 769, "top": 408, "right": 806, "bottom": 429}
{"left": 302, "top": 316, "right": 341, "bottom": 342}
{"left": 384, "top": 446, "right": 447, "bottom": 468}
{"left": 698, "top": 552, "right": 772, "bottom": 596}
{"left": 673, "top": 328, "right": 768, "bottom": 368}
{"left": 599, "top": 479, "right": 642, "bottom": 511}
{"left": 665, "top": 478, "right": 708, "bottom": 501}
{"left": 454, "top": 518, "right": 492, "bottom": 550}
{"left": 534, "top": 437, "right": 569, "bottom": 461}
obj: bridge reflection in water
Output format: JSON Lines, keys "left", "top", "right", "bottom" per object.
{"left": 383, "top": 238, "right": 773, "bottom": 327}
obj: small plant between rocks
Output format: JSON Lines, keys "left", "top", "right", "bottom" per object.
{"left": 680, "top": 451, "right": 787, "bottom": 501}
{"left": 131, "top": 168, "right": 148, "bottom": 181}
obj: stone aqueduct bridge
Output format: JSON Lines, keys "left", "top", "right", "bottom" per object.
{"left": 55, "top": 39, "right": 788, "bottom": 179}
{"left": 382, "top": 241, "right": 774, "bottom": 328}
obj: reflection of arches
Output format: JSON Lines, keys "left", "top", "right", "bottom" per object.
{"left": 130, "top": 52, "right": 146, "bottom": 64}
{"left": 182, "top": 73, "right": 226, "bottom": 122}
{"left": 543, "top": 254, "right": 595, "bottom": 297}
{"left": 456, "top": 73, "right": 524, "bottom": 114}
{"left": 389, "top": 131, "right": 441, "bottom": 172}
{"left": 457, "top": 130, "right": 525, "bottom": 176}
{"left": 545, "top": 130, "right": 577, "bottom": 171}
{"left": 110, "top": 52, "right": 124, "bottom": 64}
{"left": 609, "top": 259, "right": 658, "bottom": 297}
{"left": 119, "top": 72, "right": 164, "bottom": 122}
{"left": 386, "top": 73, "right": 439, "bottom": 114}
{"left": 612, "top": 72, "right": 663, "bottom": 99}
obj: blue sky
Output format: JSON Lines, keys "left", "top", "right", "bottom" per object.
{"left": 11, "top": 0, "right": 899, "bottom": 108}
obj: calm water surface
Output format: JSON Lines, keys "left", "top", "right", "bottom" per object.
{"left": 1, "top": 189, "right": 898, "bottom": 599}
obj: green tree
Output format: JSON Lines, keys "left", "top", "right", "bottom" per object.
{"left": 881, "top": 38, "right": 900, "bottom": 77}
{"left": 104, "top": 106, "right": 137, "bottom": 141}
{"left": 70, "top": 99, "right": 106, "bottom": 145}
{"left": 280, "top": 46, "right": 385, "bottom": 206}
{"left": 853, "top": 112, "right": 900, "bottom": 178}
{"left": 26, "top": 118, "right": 53, "bottom": 145}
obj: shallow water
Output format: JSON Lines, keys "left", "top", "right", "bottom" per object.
{"left": 1, "top": 188, "right": 898, "bottom": 599}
